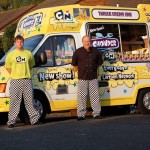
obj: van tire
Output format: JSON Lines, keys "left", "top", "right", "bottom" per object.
{"left": 0, "top": 112, "right": 8, "bottom": 124}
{"left": 19, "top": 94, "right": 47, "bottom": 124}
{"left": 137, "top": 88, "right": 150, "bottom": 114}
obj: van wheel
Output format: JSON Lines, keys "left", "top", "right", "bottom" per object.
{"left": 137, "top": 89, "right": 150, "bottom": 114}
{"left": 0, "top": 112, "right": 8, "bottom": 125}
{"left": 19, "top": 94, "right": 46, "bottom": 124}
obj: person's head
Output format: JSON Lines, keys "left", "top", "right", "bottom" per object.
{"left": 82, "top": 36, "right": 91, "bottom": 50}
{"left": 45, "top": 50, "right": 53, "bottom": 58}
{"left": 14, "top": 35, "right": 24, "bottom": 50}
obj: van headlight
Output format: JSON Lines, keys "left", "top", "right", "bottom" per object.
{"left": 0, "top": 84, "right": 6, "bottom": 92}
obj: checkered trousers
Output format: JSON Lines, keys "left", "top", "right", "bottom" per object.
{"left": 77, "top": 79, "right": 101, "bottom": 117}
{"left": 7, "top": 79, "right": 40, "bottom": 125}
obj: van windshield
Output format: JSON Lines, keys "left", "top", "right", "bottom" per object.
{"left": 0, "top": 34, "right": 44, "bottom": 63}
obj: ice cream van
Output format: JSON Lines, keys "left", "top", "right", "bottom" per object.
{"left": 0, "top": 4, "right": 150, "bottom": 123}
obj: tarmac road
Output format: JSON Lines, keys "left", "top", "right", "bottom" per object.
{"left": 0, "top": 114, "right": 150, "bottom": 150}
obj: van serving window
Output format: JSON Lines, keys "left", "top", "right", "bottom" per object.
{"left": 87, "top": 23, "right": 121, "bottom": 62}
{"left": 87, "top": 23, "right": 149, "bottom": 62}
{"left": 120, "top": 24, "right": 148, "bottom": 62}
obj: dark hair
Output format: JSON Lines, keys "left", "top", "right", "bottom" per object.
{"left": 14, "top": 35, "right": 24, "bottom": 42}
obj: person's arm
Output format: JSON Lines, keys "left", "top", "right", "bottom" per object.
{"left": 71, "top": 50, "right": 78, "bottom": 71}
{"left": 5, "top": 53, "right": 12, "bottom": 74}
{"left": 97, "top": 50, "right": 103, "bottom": 68}
{"left": 73, "top": 66, "right": 78, "bottom": 72}
{"left": 30, "top": 52, "right": 35, "bottom": 69}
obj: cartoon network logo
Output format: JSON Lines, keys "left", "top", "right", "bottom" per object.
{"left": 16, "top": 56, "right": 26, "bottom": 62}
{"left": 54, "top": 10, "right": 73, "bottom": 22}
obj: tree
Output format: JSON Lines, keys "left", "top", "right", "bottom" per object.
{"left": 12, "top": 0, "right": 21, "bottom": 9}
{"left": 0, "top": 0, "right": 45, "bottom": 11}
{"left": 2, "top": 23, "right": 17, "bottom": 53}
{"left": 31, "top": 0, "right": 44, "bottom": 4}
{"left": 0, "top": 0, "right": 12, "bottom": 11}
{"left": 0, "top": 39, "right": 5, "bottom": 59}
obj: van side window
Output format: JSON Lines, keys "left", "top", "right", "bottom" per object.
{"left": 88, "top": 23, "right": 121, "bottom": 62}
{"left": 53, "top": 35, "right": 75, "bottom": 66}
{"left": 120, "top": 24, "right": 149, "bottom": 62}
{"left": 88, "top": 23, "right": 149, "bottom": 62}
{"left": 37, "top": 37, "right": 54, "bottom": 66}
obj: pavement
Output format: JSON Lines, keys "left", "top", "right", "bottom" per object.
{"left": 0, "top": 113, "right": 150, "bottom": 150}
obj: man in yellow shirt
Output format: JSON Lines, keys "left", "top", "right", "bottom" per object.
{"left": 5, "top": 35, "right": 40, "bottom": 128}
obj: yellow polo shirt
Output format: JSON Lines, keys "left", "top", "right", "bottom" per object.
{"left": 5, "top": 49, "right": 35, "bottom": 79}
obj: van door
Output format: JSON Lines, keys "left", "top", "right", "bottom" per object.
{"left": 33, "top": 35, "right": 78, "bottom": 111}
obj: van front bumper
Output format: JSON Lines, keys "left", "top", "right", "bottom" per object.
{"left": 0, "top": 98, "right": 10, "bottom": 112}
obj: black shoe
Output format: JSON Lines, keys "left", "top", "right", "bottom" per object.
{"left": 77, "top": 117, "right": 85, "bottom": 121}
{"left": 8, "top": 124, "right": 15, "bottom": 128}
{"left": 94, "top": 115, "right": 102, "bottom": 119}
{"left": 32, "top": 121, "right": 42, "bottom": 125}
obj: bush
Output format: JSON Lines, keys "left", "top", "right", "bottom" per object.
{"left": 2, "top": 23, "right": 17, "bottom": 53}
{"left": 0, "top": 38, "right": 5, "bottom": 59}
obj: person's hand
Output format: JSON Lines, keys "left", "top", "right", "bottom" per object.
{"left": 74, "top": 66, "right": 78, "bottom": 72}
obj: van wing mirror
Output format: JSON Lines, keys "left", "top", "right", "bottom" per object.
{"left": 35, "top": 51, "right": 47, "bottom": 66}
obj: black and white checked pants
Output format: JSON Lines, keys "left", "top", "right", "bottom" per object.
{"left": 77, "top": 79, "right": 101, "bottom": 117}
{"left": 7, "top": 79, "right": 40, "bottom": 125}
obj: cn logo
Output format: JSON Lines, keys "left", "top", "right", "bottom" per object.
{"left": 104, "top": 51, "right": 115, "bottom": 60}
{"left": 54, "top": 10, "right": 72, "bottom": 21}
{"left": 16, "top": 56, "right": 26, "bottom": 62}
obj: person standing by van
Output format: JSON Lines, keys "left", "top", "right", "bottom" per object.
{"left": 71, "top": 36, "right": 102, "bottom": 120}
{"left": 5, "top": 35, "right": 40, "bottom": 128}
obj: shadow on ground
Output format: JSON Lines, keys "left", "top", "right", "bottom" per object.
{"left": 0, "top": 105, "right": 136, "bottom": 126}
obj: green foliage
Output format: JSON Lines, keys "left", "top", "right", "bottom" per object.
{"left": 0, "top": 0, "right": 12, "bottom": 11}
{"left": 2, "top": 23, "right": 17, "bottom": 53}
{"left": 31, "top": 0, "right": 44, "bottom": 4}
{"left": 22, "top": 0, "right": 44, "bottom": 5}
{"left": 0, "top": 38, "right": 5, "bottom": 59}
{"left": 12, "top": 0, "right": 21, "bottom": 9}
{"left": 0, "top": 0, "right": 45, "bottom": 11}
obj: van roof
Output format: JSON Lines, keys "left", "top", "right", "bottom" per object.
{"left": 15, "top": 4, "right": 150, "bottom": 38}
